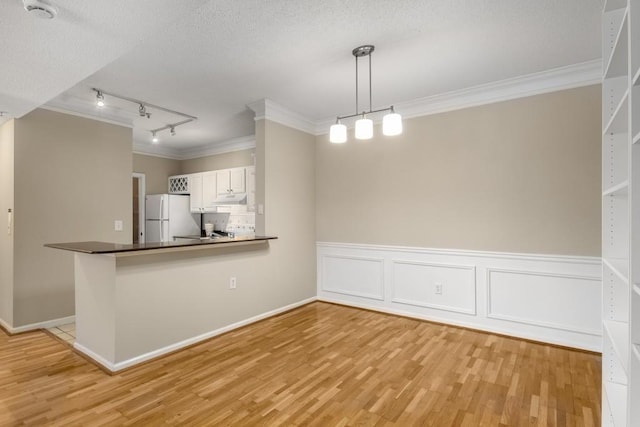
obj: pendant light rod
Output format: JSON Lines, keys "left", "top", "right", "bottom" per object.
{"left": 355, "top": 53, "right": 359, "bottom": 115}
{"left": 368, "top": 52, "right": 372, "bottom": 112}
{"left": 91, "top": 88, "right": 197, "bottom": 120}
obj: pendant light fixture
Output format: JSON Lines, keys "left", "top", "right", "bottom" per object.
{"left": 329, "top": 45, "right": 402, "bottom": 143}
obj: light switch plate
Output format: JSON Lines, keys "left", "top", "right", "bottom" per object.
{"left": 114, "top": 220, "right": 123, "bottom": 231}
{"left": 258, "top": 204, "right": 264, "bottom": 215}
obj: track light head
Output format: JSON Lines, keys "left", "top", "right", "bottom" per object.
{"left": 139, "top": 104, "right": 147, "bottom": 117}
{"left": 96, "top": 91, "right": 105, "bottom": 107}
{"left": 151, "top": 131, "right": 159, "bottom": 144}
{"left": 170, "top": 126, "right": 176, "bottom": 136}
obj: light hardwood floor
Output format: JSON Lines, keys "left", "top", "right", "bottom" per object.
{"left": 0, "top": 302, "right": 600, "bottom": 426}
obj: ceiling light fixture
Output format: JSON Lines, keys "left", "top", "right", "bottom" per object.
{"left": 91, "top": 88, "right": 197, "bottom": 144}
{"left": 139, "top": 104, "right": 151, "bottom": 118}
{"left": 95, "top": 91, "right": 105, "bottom": 107}
{"left": 23, "top": 0, "right": 57, "bottom": 19}
{"left": 329, "top": 45, "right": 402, "bottom": 143}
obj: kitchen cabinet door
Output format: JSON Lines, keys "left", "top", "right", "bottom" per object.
{"left": 202, "top": 172, "right": 217, "bottom": 211}
{"left": 189, "top": 173, "right": 203, "bottom": 213}
{"left": 230, "top": 168, "right": 246, "bottom": 193}
{"left": 217, "top": 168, "right": 246, "bottom": 194}
{"left": 216, "top": 170, "right": 230, "bottom": 195}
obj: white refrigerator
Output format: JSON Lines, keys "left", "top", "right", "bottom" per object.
{"left": 145, "top": 194, "right": 200, "bottom": 243}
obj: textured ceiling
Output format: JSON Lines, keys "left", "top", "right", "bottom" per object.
{"left": 2, "top": 0, "right": 603, "bottom": 151}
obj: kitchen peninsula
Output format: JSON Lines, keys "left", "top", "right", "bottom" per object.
{"left": 45, "top": 235, "right": 277, "bottom": 372}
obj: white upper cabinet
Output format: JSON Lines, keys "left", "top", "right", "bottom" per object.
{"left": 189, "top": 172, "right": 217, "bottom": 213}
{"left": 217, "top": 167, "right": 246, "bottom": 195}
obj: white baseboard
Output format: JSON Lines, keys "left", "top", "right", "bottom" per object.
{"left": 317, "top": 242, "right": 602, "bottom": 352}
{"left": 76, "top": 296, "right": 317, "bottom": 372}
{"left": 0, "top": 315, "right": 75, "bottom": 334}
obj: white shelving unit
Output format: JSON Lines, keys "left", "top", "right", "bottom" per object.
{"left": 602, "top": 0, "right": 640, "bottom": 425}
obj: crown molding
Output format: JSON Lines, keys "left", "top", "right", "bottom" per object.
{"left": 178, "top": 135, "right": 256, "bottom": 160}
{"left": 43, "top": 100, "right": 134, "bottom": 128}
{"left": 47, "top": 60, "right": 603, "bottom": 156}
{"left": 133, "top": 135, "right": 256, "bottom": 160}
{"left": 314, "top": 59, "right": 603, "bottom": 134}
{"left": 248, "top": 98, "right": 316, "bottom": 135}
{"left": 133, "top": 141, "right": 183, "bottom": 159}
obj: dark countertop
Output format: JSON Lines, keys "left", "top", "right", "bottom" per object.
{"left": 44, "top": 235, "right": 277, "bottom": 254}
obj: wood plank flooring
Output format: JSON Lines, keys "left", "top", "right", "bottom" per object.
{"left": 0, "top": 302, "right": 601, "bottom": 426}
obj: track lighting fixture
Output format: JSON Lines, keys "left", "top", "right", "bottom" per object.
{"left": 139, "top": 104, "right": 151, "bottom": 118}
{"left": 329, "top": 45, "right": 402, "bottom": 143}
{"left": 95, "top": 91, "right": 105, "bottom": 107}
{"left": 91, "top": 88, "right": 197, "bottom": 145}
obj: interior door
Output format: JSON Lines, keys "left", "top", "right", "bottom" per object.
{"left": 133, "top": 177, "right": 139, "bottom": 244}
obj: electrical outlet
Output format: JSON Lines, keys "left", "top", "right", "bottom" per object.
{"left": 114, "top": 220, "right": 123, "bottom": 231}
{"left": 435, "top": 282, "right": 442, "bottom": 295}
{"left": 229, "top": 276, "right": 237, "bottom": 289}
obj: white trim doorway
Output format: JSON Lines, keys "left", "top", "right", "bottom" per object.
{"left": 133, "top": 173, "right": 146, "bottom": 244}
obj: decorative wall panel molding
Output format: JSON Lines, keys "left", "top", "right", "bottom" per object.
{"left": 486, "top": 268, "right": 601, "bottom": 335}
{"left": 317, "top": 242, "right": 602, "bottom": 351}
{"left": 391, "top": 260, "right": 476, "bottom": 315}
{"left": 320, "top": 255, "right": 385, "bottom": 301}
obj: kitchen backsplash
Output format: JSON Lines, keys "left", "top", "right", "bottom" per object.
{"left": 203, "top": 205, "right": 255, "bottom": 236}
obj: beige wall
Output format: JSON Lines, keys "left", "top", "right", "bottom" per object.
{"left": 260, "top": 121, "right": 316, "bottom": 302}
{"left": 316, "top": 85, "right": 602, "bottom": 256}
{"left": 180, "top": 149, "right": 255, "bottom": 174}
{"left": 133, "top": 153, "right": 181, "bottom": 194}
{"left": 12, "top": 109, "right": 132, "bottom": 326}
{"left": 0, "top": 120, "right": 14, "bottom": 326}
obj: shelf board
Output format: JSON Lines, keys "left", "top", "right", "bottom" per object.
{"left": 604, "top": 381, "right": 628, "bottom": 427}
{"left": 604, "top": 11, "right": 629, "bottom": 79}
{"left": 604, "top": 319, "right": 630, "bottom": 372}
{"left": 604, "top": 0, "right": 627, "bottom": 12}
{"left": 603, "top": 89, "right": 629, "bottom": 135}
{"left": 603, "top": 257, "right": 630, "bottom": 284}
{"left": 603, "top": 180, "right": 629, "bottom": 197}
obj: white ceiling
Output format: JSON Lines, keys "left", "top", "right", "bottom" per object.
{"left": 2, "top": 0, "right": 603, "bottom": 153}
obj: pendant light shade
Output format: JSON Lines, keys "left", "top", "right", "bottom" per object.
{"left": 382, "top": 110, "right": 403, "bottom": 136}
{"left": 355, "top": 117, "right": 373, "bottom": 140}
{"left": 329, "top": 121, "right": 347, "bottom": 143}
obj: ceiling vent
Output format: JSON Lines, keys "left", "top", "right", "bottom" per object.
{"left": 23, "top": 0, "right": 57, "bottom": 19}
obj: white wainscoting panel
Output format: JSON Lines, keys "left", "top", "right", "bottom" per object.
{"left": 320, "top": 255, "right": 385, "bottom": 301}
{"left": 486, "top": 268, "right": 601, "bottom": 336}
{"left": 317, "top": 242, "right": 602, "bottom": 351}
{"left": 392, "top": 260, "right": 476, "bottom": 315}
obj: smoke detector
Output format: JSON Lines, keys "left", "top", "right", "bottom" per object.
{"left": 23, "top": 0, "right": 57, "bottom": 19}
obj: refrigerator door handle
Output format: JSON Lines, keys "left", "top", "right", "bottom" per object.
{"left": 159, "top": 197, "right": 164, "bottom": 221}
